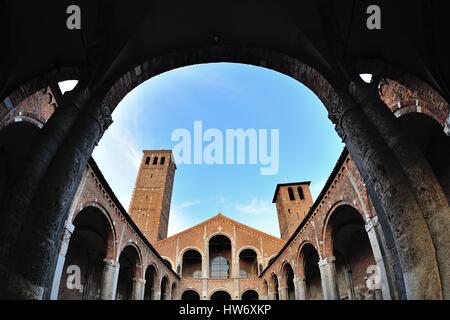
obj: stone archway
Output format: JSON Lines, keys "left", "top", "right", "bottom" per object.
{"left": 280, "top": 263, "right": 296, "bottom": 300}
{"left": 56, "top": 206, "right": 115, "bottom": 300}
{"left": 181, "top": 290, "right": 201, "bottom": 301}
{"left": 210, "top": 290, "right": 232, "bottom": 301}
{"left": 323, "top": 205, "right": 380, "bottom": 300}
{"left": 242, "top": 290, "right": 259, "bottom": 300}
{"left": 116, "top": 245, "right": 142, "bottom": 300}
{"left": 144, "top": 265, "right": 158, "bottom": 300}
{"left": 298, "top": 243, "right": 323, "bottom": 300}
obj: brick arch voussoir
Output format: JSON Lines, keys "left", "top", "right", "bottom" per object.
{"left": 71, "top": 201, "right": 117, "bottom": 261}
{"left": 321, "top": 201, "right": 366, "bottom": 258}
{"left": 101, "top": 45, "right": 341, "bottom": 118}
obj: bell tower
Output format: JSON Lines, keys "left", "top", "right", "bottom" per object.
{"left": 129, "top": 150, "right": 176, "bottom": 244}
{"left": 273, "top": 182, "right": 314, "bottom": 240}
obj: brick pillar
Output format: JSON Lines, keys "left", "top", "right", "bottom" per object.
{"left": 132, "top": 278, "right": 146, "bottom": 300}
{"left": 100, "top": 259, "right": 120, "bottom": 300}
{"left": 319, "top": 257, "right": 340, "bottom": 300}
{"left": 293, "top": 277, "right": 306, "bottom": 300}
{"left": 50, "top": 221, "right": 75, "bottom": 300}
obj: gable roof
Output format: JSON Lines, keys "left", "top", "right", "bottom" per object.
{"left": 156, "top": 213, "right": 285, "bottom": 247}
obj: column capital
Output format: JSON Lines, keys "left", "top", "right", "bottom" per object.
{"left": 319, "top": 256, "right": 336, "bottom": 267}
{"left": 133, "top": 278, "right": 146, "bottom": 285}
{"left": 64, "top": 221, "right": 75, "bottom": 233}
{"left": 103, "top": 259, "right": 120, "bottom": 268}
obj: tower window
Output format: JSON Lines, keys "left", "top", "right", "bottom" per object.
{"left": 153, "top": 157, "right": 159, "bottom": 165}
{"left": 160, "top": 157, "right": 166, "bottom": 165}
{"left": 298, "top": 187, "right": 305, "bottom": 200}
{"left": 288, "top": 187, "right": 295, "bottom": 201}
{"left": 145, "top": 157, "right": 151, "bottom": 165}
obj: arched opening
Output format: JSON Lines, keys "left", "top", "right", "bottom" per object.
{"left": 182, "top": 250, "right": 202, "bottom": 278}
{"left": 144, "top": 265, "right": 157, "bottom": 300}
{"left": 239, "top": 249, "right": 258, "bottom": 278}
{"left": 327, "top": 205, "right": 379, "bottom": 300}
{"left": 281, "top": 263, "right": 296, "bottom": 300}
{"left": 0, "top": 122, "right": 40, "bottom": 206}
{"left": 270, "top": 274, "right": 280, "bottom": 300}
{"left": 301, "top": 244, "right": 323, "bottom": 300}
{"left": 116, "top": 245, "right": 141, "bottom": 300}
{"left": 298, "top": 187, "right": 305, "bottom": 200}
{"left": 288, "top": 187, "right": 295, "bottom": 201}
{"left": 58, "top": 206, "right": 114, "bottom": 300}
{"left": 399, "top": 113, "right": 450, "bottom": 205}
{"left": 242, "top": 290, "right": 259, "bottom": 300}
{"left": 171, "top": 283, "right": 177, "bottom": 300}
{"left": 262, "top": 280, "right": 269, "bottom": 300}
{"left": 182, "top": 290, "right": 200, "bottom": 301}
{"left": 160, "top": 276, "right": 169, "bottom": 300}
{"left": 209, "top": 235, "right": 232, "bottom": 279}
{"left": 210, "top": 291, "right": 232, "bottom": 301}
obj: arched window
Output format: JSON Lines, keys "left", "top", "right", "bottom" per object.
{"left": 153, "top": 157, "right": 159, "bottom": 165}
{"left": 160, "top": 157, "right": 166, "bottom": 165}
{"left": 211, "top": 256, "right": 229, "bottom": 279}
{"left": 145, "top": 157, "right": 151, "bottom": 165}
{"left": 288, "top": 187, "right": 295, "bottom": 201}
{"left": 298, "top": 187, "right": 305, "bottom": 200}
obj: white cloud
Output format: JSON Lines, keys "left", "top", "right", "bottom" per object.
{"left": 236, "top": 198, "right": 273, "bottom": 216}
{"left": 168, "top": 201, "right": 200, "bottom": 236}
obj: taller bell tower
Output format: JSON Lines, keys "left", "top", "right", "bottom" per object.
{"left": 273, "top": 182, "right": 314, "bottom": 240}
{"left": 129, "top": 150, "right": 176, "bottom": 244}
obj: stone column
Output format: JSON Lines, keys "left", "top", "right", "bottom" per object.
{"left": 152, "top": 287, "right": 161, "bottom": 300}
{"left": 319, "top": 257, "right": 340, "bottom": 300}
{"left": 328, "top": 91, "right": 443, "bottom": 299}
{"left": 100, "top": 259, "right": 120, "bottom": 300}
{"left": 132, "top": 278, "right": 146, "bottom": 300}
{"left": 278, "top": 286, "right": 289, "bottom": 300}
{"left": 344, "top": 269, "right": 356, "bottom": 300}
{"left": 268, "top": 291, "right": 277, "bottom": 300}
{"left": 293, "top": 277, "right": 307, "bottom": 300}
{"left": 350, "top": 81, "right": 449, "bottom": 299}
{"left": 9, "top": 100, "right": 113, "bottom": 299}
{"left": 0, "top": 87, "right": 91, "bottom": 299}
{"left": 49, "top": 221, "right": 75, "bottom": 300}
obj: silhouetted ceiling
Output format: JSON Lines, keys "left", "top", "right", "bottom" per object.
{"left": 1, "top": 0, "right": 449, "bottom": 101}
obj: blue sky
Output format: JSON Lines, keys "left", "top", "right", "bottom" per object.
{"left": 92, "top": 63, "right": 344, "bottom": 238}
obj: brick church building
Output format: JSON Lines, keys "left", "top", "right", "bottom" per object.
{"left": 2, "top": 75, "right": 449, "bottom": 300}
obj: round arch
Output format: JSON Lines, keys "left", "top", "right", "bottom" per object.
{"left": 280, "top": 262, "right": 296, "bottom": 300}
{"left": 242, "top": 290, "right": 259, "bottom": 301}
{"left": 57, "top": 205, "right": 116, "bottom": 300}
{"left": 181, "top": 289, "right": 201, "bottom": 301}
{"left": 297, "top": 242, "right": 323, "bottom": 300}
{"left": 322, "top": 204, "right": 380, "bottom": 300}
{"left": 143, "top": 263, "right": 159, "bottom": 300}
{"left": 181, "top": 248, "right": 203, "bottom": 279}
{"left": 72, "top": 202, "right": 117, "bottom": 260}
{"left": 270, "top": 273, "right": 280, "bottom": 300}
{"left": 210, "top": 289, "right": 233, "bottom": 301}
{"left": 208, "top": 234, "right": 233, "bottom": 279}
{"left": 160, "top": 275, "right": 170, "bottom": 300}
